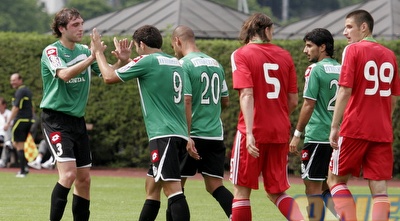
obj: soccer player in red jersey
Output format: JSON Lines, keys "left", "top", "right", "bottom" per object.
{"left": 229, "top": 13, "right": 304, "bottom": 221}
{"left": 328, "top": 9, "right": 400, "bottom": 220}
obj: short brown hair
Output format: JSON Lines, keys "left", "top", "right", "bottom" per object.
{"left": 51, "top": 8, "right": 82, "bottom": 38}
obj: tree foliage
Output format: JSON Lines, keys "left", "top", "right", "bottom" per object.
{"left": 66, "top": 0, "right": 114, "bottom": 20}
{"left": 0, "top": 0, "right": 51, "bottom": 33}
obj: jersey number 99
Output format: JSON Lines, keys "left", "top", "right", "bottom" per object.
{"left": 364, "top": 61, "right": 394, "bottom": 97}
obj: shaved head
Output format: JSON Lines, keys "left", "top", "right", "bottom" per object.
{"left": 172, "top": 25, "right": 195, "bottom": 42}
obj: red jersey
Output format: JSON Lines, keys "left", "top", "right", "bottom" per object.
{"left": 339, "top": 39, "right": 400, "bottom": 142}
{"left": 231, "top": 43, "right": 297, "bottom": 143}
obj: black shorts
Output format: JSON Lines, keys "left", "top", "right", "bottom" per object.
{"left": 147, "top": 137, "right": 188, "bottom": 182}
{"left": 41, "top": 109, "right": 91, "bottom": 168}
{"left": 181, "top": 138, "right": 226, "bottom": 179}
{"left": 301, "top": 143, "right": 332, "bottom": 181}
{"left": 12, "top": 119, "right": 32, "bottom": 142}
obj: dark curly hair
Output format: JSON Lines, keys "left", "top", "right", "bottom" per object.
{"left": 132, "top": 25, "right": 163, "bottom": 49}
{"left": 303, "top": 28, "right": 335, "bottom": 57}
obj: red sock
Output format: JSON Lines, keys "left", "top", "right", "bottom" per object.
{"left": 372, "top": 194, "right": 390, "bottom": 221}
{"left": 275, "top": 194, "right": 304, "bottom": 221}
{"left": 330, "top": 183, "right": 357, "bottom": 220}
{"left": 232, "top": 199, "right": 251, "bottom": 221}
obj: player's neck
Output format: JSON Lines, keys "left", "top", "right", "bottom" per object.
{"left": 59, "top": 38, "right": 76, "bottom": 50}
{"left": 249, "top": 38, "right": 266, "bottom": 44}
{"left": 362, "top": 36, "right": 376, "bottom": 42}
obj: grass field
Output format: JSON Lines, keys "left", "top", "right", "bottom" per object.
{"left": 0, "top": 170, "right": 399, "bottom": 221}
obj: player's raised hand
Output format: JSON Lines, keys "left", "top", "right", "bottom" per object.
{"left": 112, "top": 37, "right": 133, "bottom": 63}
{"left": 90, "top": 28, "right": 107, "bottom": 53}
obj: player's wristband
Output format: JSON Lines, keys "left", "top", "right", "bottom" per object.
{"left": 293, "top": 129, "right": 302, "bottom": 137}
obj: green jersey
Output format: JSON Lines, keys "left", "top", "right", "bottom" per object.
{"left": 116, "top": 53, "right": 188, "bottom": 141}
{"left": 40, "top": 41, "right": 100, "bottom": 117}
{"left": 303, "top": 58, "right": 341, "bottom": 143}
{"left": 181, "top": 52, "right": 228, "bottom": 140}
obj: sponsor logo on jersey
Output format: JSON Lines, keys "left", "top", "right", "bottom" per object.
{"left": 157, "top": 56, "right": 181, "bottom": 66}
{"left": 46, "top": 47, "right": 62, "bottom": 69}
{"left": 151, "top": 150, "right": 159, "bottom": 163}
{"left": 50, "top": 132, "right": 61, "bottom": 144}
{"left": 191, "top": 57, "right": 219, "bottom": 67}
{"left": 67, "top": 76, "right": 86, "bottom": 84}
{"left": 323, "top": 64, "right": 341, "bottom": 74}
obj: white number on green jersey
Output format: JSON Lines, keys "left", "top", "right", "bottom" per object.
{"left": 263, "top": 63, "right": 281, "bottom": 99}
{"left": 327, "top": 79, "right": 339, "bottom": 111}
{"left": 364, "top": 61, "right": 394, "bottom": 96}
{"left": 173, "top": 71, "right": 183, "bottom": 103}
{"left": 200, "top": 72, "right": 221, "bottom": 105}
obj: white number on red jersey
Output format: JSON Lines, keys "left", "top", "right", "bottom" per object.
{"left": 263, "top": 63, "right": 281, "bottom": 99}
{"left": 364, "top": 61, "right": 394, "bottom": 97}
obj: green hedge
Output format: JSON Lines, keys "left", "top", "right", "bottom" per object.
{"left": 1, "top": 32, "right": 400, "bottom": 177}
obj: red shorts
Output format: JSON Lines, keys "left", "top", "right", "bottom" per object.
{"left": 329, "top": 136, "right": 393, "bottom": 180}
{"left": 229, "top": 131, "right": 290, "bottom": 194}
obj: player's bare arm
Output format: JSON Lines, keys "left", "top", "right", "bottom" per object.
{"left": 288, "top": 92, "right": 298, "bottom": 114}
{"left": 240, "top": 88, "right": 259, "bottom": 158}
{"left": 56, "top": 53, "right": 96, "bottom": 82}
{"left": 289, "top": 98, "right": 315, "bottom": 153}
{"left": 4, "top": 105, "right": 18, "bottom": 131}
{"left": 184, "top": 95, "right": 200, "bottom": 160}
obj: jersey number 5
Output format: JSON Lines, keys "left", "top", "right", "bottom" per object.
{"left": 263, "top": 63, "right": 281, "bottom": 99}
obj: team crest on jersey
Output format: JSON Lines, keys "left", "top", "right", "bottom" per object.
{"left": 50, "top": 132, "right": 62, "bottom": 144}
{"left": 151, "top": 150, "right": 159, "bottom": 163}
{"left": 301, "top": 149, "right": 309, "bottom": 160}
{"left": 46, "top": 47, "right": 62, "bottom": 68}
{"left": 305, "top": 67, "right": 312, "bottom": 77}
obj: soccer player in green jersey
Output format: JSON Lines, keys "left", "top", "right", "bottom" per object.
{"left": 40, "top": 8, "right": 101, "bottom": 221}
{"left": 289, "top": 28, "right": 341, "bottom": 221}
{"left": 90, "top": 25, "right": 190, "bottom": 221}
{"left": 136, "top": 25, "right": 234, "bottom": 221}
{"left": 175, "top": 25, "right": 233, "bottom": 219}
